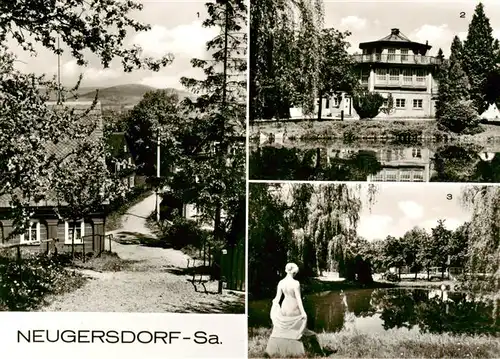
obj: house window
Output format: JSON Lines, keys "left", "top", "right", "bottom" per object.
{"left": 403, "top": 68, "right": 412, "bottom": 83}
{"left": 416, "top": 69, "right": 426, "bottom": 83}
{"left": 376, "top": 68, "right": 387, "bottom": 81}
{"left": 401, "top": 48, "right": 409, "bottom": 62}
{"left": 413, "top": 99, "right": 423, "bottom": 108}
{"left": 65, "top": 221, "right": 85, "bottom": 244}
{"left": 396, "top": 99, "right": 406, "bottom": 108}
{"left": 389, "top": 68, "right": 399, "bottom": 82}
{"left": 325, "top": 98, "right": 330, "bottom": 108}
{"left": 20, "top": 222, "right": 40, "bottom": 245}
{"left": 412, "top": 148, "right": 422, "bottom": 158}
{"left": 387, "top": 49, "right": 396, "bottom": 61}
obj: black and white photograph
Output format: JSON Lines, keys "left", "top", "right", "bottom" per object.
{"left": 247, "top": 182, "right": 500, "bottom": 358}
{"left": 0, "top": 0, "right": 246, "bottom": 314}
{"left": 250, "top": 0, "right": 500, "bottom": 182}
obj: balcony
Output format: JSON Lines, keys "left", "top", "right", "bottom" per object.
{"left": 354, "top": 54, "right": 441, "bottom": 65}
{"left": 374, "top": 78, "right": 427, "bottom": 89}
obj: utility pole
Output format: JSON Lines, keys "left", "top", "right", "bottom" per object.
{"left": 156, "top": 128, "right": 161, "bottom": 222}
{"left": 215, "top": 1, "right": 230, "bottom": 294}
{"left": 57, "top": 37, "right": 62, "bottom": 105}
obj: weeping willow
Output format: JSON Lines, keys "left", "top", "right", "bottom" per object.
{"left": 461, "top": 186, "right": 500, "bottom": 292}
{"left": 289, "top": 183, "right": 378, "bottom": 276}
{"left": 250, "top": 0, "right": 324, "bottom": 120}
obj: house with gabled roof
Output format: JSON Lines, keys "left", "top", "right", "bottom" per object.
{"left": 0, "top": 101, "right": 107, "bottom": 253}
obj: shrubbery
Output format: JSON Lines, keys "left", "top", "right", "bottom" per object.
{"left": 0, "top": 252, "right": 85, "bottom": 311}
{"left": 352, "top": 92, "right": 385, "bottom": 119}
{"left": 159, "top": 217, "right": 210, "bottom": 250}
{"left": 437, "top": 100, "right": 482, "bottom": 134}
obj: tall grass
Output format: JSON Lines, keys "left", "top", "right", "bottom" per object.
{"left": 248, "top": 327, "right": 500, "bottom": 358}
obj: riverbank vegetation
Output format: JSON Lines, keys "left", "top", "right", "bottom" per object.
{"left": 248, "top": 327, "right": 500, "bottom": 359}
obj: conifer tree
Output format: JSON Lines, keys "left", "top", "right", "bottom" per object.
{"left": 449, "top": 35, "right": 463, "bottom": 64}
{"left": 462, "top": 2, "right": 497, "bottom": 113}
{"left": 177, "top": 0, "right": 247, "bottom": 247}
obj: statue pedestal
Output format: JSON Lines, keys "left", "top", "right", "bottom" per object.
{"left": 266, "top": 330, "right": 323, "bottom": 358}
{"left": 265, "top": 337, "right": 305, "bottom": 358}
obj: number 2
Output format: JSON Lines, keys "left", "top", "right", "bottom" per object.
{"left": 460, "top": 12, "right": 466, "bottom": 18}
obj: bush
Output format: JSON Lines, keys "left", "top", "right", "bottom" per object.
{"left": 0, "top": 253, "right": 85, "bottom": 311}
{"left": 382, "top": 271, "right": 399, "bottom": 282}
{"left": 159, "top": 217, "right": 209, "bottom": 250}
{"left": 437, "top": 100, "right": 481, "bottom": 134}
{"left": 353, "top": 92, "right": 385, "bottom": 119}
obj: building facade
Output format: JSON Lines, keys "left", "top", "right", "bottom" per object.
{"left": 0, "top": 102, "right": 106, "bottom": 252}
{"left": 319, "top": 28, "right": 441, "bottom": 119}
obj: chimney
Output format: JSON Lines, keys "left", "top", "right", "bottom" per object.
{"left": 391, "top": 28, "right": 400, "bottom": 35}
{"left": 426, "top": 40, "right": 428, "bottom": 45}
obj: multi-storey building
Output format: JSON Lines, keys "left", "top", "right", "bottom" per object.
{"left": 319, "top": 28, "right": 441, "bottom": 119}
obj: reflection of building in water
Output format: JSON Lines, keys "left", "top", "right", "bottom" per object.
{"left": 367, "top": 147, "right": 432, "bottom": 182}
{"left": 328, "top": 146, "right": 433, "bottom": 182}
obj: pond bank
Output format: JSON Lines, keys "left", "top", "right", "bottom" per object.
{"left": 248, "top": 327, "right": 500, "bottom": 358}
{"left": 250, "top": 119, "right": 500, "bottom": 143}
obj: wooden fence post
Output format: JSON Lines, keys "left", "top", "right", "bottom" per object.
{"left": 82, "top": 239, "right": 86, "bottom": 263}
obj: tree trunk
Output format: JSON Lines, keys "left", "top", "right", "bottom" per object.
{"left": 427, "top": 269, "right": 430, "bottom": 280}
{"left": 398, "top": 267, "right": 401, "bottom": 280}
{"left": 415, "top": 270, "right": 418, "bottom": 280}
{"left": 317, "top": 95, "right": 323, "bottom": 121}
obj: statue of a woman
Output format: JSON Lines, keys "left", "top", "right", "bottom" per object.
{"left": 266, "top": 263, "right": 322, "bottom": 357}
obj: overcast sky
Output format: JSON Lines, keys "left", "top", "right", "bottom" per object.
{"left": 357, "top": 183, "right": 472, "bottom": 241}
{"left": 10, "top": 0, "right": 217, "bottom": 89}
{"left": 324, "top": 0, "right": 500, "bottom": 56}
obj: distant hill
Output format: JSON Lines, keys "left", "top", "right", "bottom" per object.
{"left": 77, "top": 84, "right": 195, "bottom": 110}
{"left": 44, "top": 84, "right": 195, "bottom": 111}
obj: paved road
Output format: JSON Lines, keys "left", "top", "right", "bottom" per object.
{"left": 41, "top": 193, "right": 244, "bottom": 313}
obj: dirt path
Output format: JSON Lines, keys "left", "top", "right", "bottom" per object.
{"left": 42, "top": 194, "right": 244, "bottom": 313}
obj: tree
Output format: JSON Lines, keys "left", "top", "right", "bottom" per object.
{"left": 382, "top": 235, "right": 405, "bottom": 279}
{"left": 353, "top": 91, "right": 385, "bottom": 119}
{"left": 401, "top": 227, "right": 426, "bottom": 278}
{"left": 51, "top": 127, "right": 126, "bottom": 259}
{"left": 1, "top": 0, "right": 172, "bottom": 229}
{"left": 462, "top": 2, "right": 498, "bottom": 113}
{"left": 250, "top": 0, "right": 324, "bottom": 120}
{"left": 177, "top": 0, "right": 247, "bottom": 249}
{"left": 430, "top": 220, "right": 453, "bottom": 278}
{"left": 449, "top": 35, "right": 463, "bottom": 64}
{"left": 460, "top": 186, "right": 500, "bottom": 294}
{"left": 0, "top": 0, "right": 172, "bottom": 72}
{"left": 317, "top": 28, "right": 359, "bottom": 120}
{"left": 125, "top": 89, "right": 182, "bottom": 177}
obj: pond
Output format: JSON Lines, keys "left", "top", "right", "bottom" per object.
{"left": 248, "top": 288, "right": 500, "bottom": 337}
{"left": 249, "top": 142, "right": 500, "bottom": 182}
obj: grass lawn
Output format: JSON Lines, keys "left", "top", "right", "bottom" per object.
{"left": 248, "top": 327, "right": 500, "bottom": 358}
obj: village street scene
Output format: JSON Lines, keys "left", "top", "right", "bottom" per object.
{"left": 248, "top": 182, "right": 499, "bottom": 358}
{"left": 250, "top": 1, "right": 500, "bottom": 182}
{"left": 0, "top": 0, "right": 246, "bottom": 313}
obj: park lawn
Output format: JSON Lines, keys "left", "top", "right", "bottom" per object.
{"left": 248, "top": 327, "right": 500, "bottom": 358}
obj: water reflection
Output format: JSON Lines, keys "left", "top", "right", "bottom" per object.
{"left": 248, "top": 288, "right": 500, "bottom": 336}
{"left": 249, "top": 142, "right": 500, "bottom": 182}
